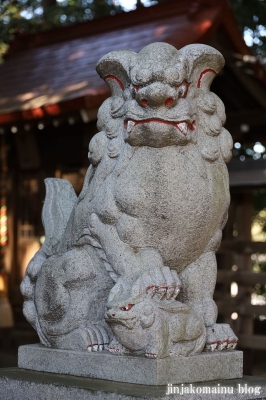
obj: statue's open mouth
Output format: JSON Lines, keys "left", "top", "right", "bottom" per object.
{"left": 124, "top": 119, "right": 196, "bottom": 137}
{"left": 105, "top": 316, "right": 137, "bottom": 329}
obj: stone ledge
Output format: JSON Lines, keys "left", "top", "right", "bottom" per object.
{"left": 18, "top": 344, "right": 243, "bottom": 385}
{"left": 0, "top": 368, "right": 266, "bottom": 400}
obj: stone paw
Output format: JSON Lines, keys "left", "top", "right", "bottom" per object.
{"left": 205, "top": 323, "right": 238, "bottom": 351}
{"left": 135, "top": 265, "right": 181, "bottom": 300}
{"left": 51, "top": 326, "right": 109, "bottom": 350}
{"left": 109, "top": 347, "right": 123, "bottom": 354}
{"left": 108, "top": 338, "right": 128, "bottom": 354}
{"left": 86, "top": 325, "right": 110, "bottom": 351}
{"left": 145, "top": 353, "right": 157, "bottom": 358}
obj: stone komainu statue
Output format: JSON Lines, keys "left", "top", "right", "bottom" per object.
{"left": 21, "top": 42, "right": 237, "bottom": 358}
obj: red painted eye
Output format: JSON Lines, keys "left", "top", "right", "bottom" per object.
{"left": 120, "top": 304, "right": 134, "bottom": 311}
{"left": 141, "top": 99, "right": 148, "bottom": 107}
{"left": 133, "top": 85, "right": 139, "bottom": 92}
{"left": 165, "top": 98, "right": 174, "bottom": 106}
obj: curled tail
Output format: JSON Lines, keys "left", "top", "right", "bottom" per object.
{"left": 20, "top": 178, "right": 77, "bottom": 345}
{"left": 41, "top": 178, "right": 77, "bottom": 255}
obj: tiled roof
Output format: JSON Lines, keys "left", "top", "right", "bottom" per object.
{"left": 0, "top": 0, "right": 251, "bottom": 121}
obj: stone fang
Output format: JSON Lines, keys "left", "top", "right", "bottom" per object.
{"left": 177, "top": 122, "right": 188, "bottom": 135}
{"left": 127, "top": 120, "right": 135, "bottom": 132}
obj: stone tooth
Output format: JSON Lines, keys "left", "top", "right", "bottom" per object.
{"left": 177, "top": 122, "right": 188, "bottom": 136}
{"left": 127, "top": 120, "right": 135, "bottom": 133}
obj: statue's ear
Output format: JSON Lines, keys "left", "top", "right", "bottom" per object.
{"left": 96, "top": 50, "right": 136, "bottom": 97}
{"left": 178, "top": 44, "right": 224, "bottom": 92}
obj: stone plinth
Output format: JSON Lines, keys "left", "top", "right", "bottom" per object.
{"left": 18, "top": 344, "right": 242, "bottom": 386}
{"left": 0, "top": 368, "right": 266, "bottom": 400}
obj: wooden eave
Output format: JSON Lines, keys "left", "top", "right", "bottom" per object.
{"left": 0, "top": 0, "right": 265, "bottom": 129}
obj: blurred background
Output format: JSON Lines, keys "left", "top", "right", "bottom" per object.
{"left": 0, "top": 0, "right": 266, "bottom": 377}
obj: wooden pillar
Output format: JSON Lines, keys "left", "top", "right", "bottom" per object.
{"left": 0, "top": 133, "right": 14, "bottom": 327}
{"left": 235, "top": 191, "right": 253, "bottom": 375}
{"left": 216, "top": 194, "right": 236, "bottom": 325}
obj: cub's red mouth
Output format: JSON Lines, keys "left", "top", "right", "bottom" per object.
{"left": 124, "top": 119, "right": 196, "bottom": 137}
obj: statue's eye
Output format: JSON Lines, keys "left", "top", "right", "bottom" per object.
{"left": 120, "top": 304, "right": 134, "bottom": 311}
{"left": 133, "top": 85, "right": 139, "bottom": 92}
{"left": 176, "top": 80, "right": 190, "bottom": 98}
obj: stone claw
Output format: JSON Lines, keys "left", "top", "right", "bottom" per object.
{"left": 227, "top": 341, "right": 237, "bottom": 350}
{"left": 145, "top": 353, "right": 157, "bottom": 358}
{"left": 217, "top": 340, "right": 227, "bottom": 351}
{"left": 205, "top": 342, "right": 218, "bottom": 352}
{"left": 108, "top": 337, "right": 128, "bottom": 354}
{"left": 172, "top": 284, "right": 181, "bottom": 300}
{"left": 205, "top": 324, "right": 238, "bottom": 352}
{"left": 109, "top": 347, "right": 121, "bottom": 354}
{"left": 143, "top": 266, "right": 181, "bottom": 301}
{"left": 157, "top": 286, "right": 167, "bottom": 300}
{"left": 146, "top": 285, "right": 156, "bottom": 298}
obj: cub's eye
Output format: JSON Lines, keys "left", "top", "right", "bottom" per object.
{"left": 120, "top": 304, "right": 134, "bottom": 311}
{"left": 176, "top": 80, "right": 190, "bottom": 98}
{"left": 133, "top": 85, "right": 139, "bottom": 92}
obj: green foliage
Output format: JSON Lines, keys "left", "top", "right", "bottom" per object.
{"left": 229, "top": 0, "right": 266, "bottom": 57}
{"left": 0, "top": 0, "right": 122, "bottom": 61}
{"left": 252, "top": 254, "right": 266, "bottom": 296}
{"left": 253, "top": 189, "right": 266, "bottom": 219}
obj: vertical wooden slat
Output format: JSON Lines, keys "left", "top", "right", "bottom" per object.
{"left": 235, "top": 191, "right": 253, "bottom": 375}
{"left": 216, "top": 196, "right": 236, "bottom": 325}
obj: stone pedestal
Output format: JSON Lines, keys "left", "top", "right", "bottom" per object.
{"left": 1, "top": 368, "right": 266, "bottom": 400}
{"left": 18, "top": 344, "right": 242, "bottom": 386}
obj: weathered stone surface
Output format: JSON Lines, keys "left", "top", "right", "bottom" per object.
{"left": 20, "top": 42, "right": 236, "bottom": 360}
{"left": 0, "top": 368, "right": 265, "bottom": 400}
{"left": 18, "top": 344, "right": 242, "bottom": 385}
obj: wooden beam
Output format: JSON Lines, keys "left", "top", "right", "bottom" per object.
{"left": 218, "top": 240, "right": 266, "bottom": 254}
{"left": 238, "top": 334, "right": 266, "bottom": 350}
{"left": 226, "top": 109, "right": 266, "bottom": 129}
{"left": 0, "top": 94, "right": 108, "bottom": 125}
{"left": 217, "top": 302, "right": 266, "bottom": 317}
{"left": 217, "top": 270, "right": 266, "bottom": 285}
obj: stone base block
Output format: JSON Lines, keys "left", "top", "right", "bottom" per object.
{"left": 18, "top": 344, "right": 243, "bottom": 385}
{"left": 0, "top": 368, "right": 266, "bottom": 400}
